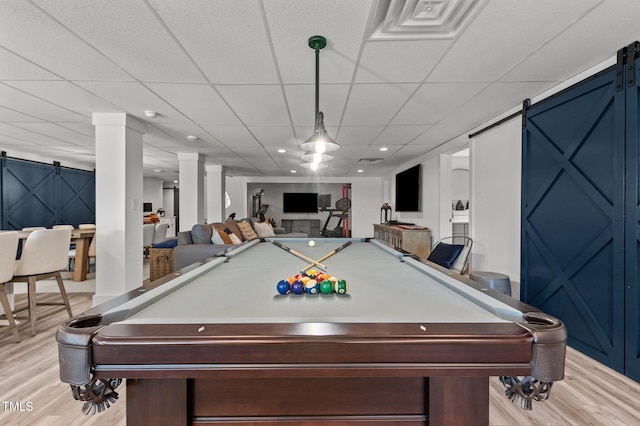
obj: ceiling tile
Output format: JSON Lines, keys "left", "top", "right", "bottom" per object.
{"left": 284, "top": 84, "right": 350, "bottom": 127}
{"left": 0, "top": 123, "right": 75, "bottom": 146}
{"left": 0, "top": 84, "right": 86, "bottom": 122}
{"left": 0, "top": 105, "right": 46, "bottom": 123}
{"left": 355, "top": 39, "right": 451, "bottom": 83}
{"left": 216, "top": 85, "right": 290, "bottom": 126}
{"left": 427, "top": 0, "right": 603, "bottom": 82}
{"left": 75, "top": 81, "right": 191, "bottom": 124}
{"left": 342, "top": 83, "right": 418, "bottom": 125}
{"left": 0, "top": 47, "right": 60, "bottom": 80}
{"left": 149, "top": 0, "right": 279, "bottom": 84}
{"left": 6, "top": 81, "right": 122, "bottom": 116}
{"left": 502, "top": 1, "right": 640, "bottom": 82}
{"left": 147, "top": 83, "right": 241, "bottom": 125}
{"left": 10, "top": 122, "right": 92, "bottom": 145}
{"left": 391, "top": 82, "right": 488, "bottom": 125}
{"left": 0, "top": 0, "right": 133, "bottom": 80}
{"left": 263, "top": 0, "right": 373, "bottom": 83}
{"left": 247, "top": 126, "right": 297, "bottom": 147}
{"left": 33, "top": 0, "right": 206, "bottom": 82}
{"left": 440, "top": 81, "right": 554, "bottom": 125}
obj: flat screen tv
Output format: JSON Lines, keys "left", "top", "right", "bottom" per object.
{"left": 283, "top": 193, "right": 318, "bottom": 213}
{"left": 395, "top": 164, "right": 421, "bottom": 212}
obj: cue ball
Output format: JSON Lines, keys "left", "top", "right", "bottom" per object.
{"left": 308, "top": 240, "right": 316, "bottom": 247}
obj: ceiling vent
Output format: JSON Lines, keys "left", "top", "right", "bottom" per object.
{"left": 368, "top": 0, "right": 488, "bottom": 40}
{"left": 358, "top": 158, "right": 384, "bottom": 164}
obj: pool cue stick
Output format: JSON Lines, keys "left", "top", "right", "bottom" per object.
{"left": 301, "top": 240, "right": 353, "bottom": 272}
{"left": 271, "top": 240, "right": 326, "bottom": 269}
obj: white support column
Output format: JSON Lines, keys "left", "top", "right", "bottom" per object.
{"left": 178, "top": 153, "right": 205, "bottom": 230}
{"left": 92, "top": 113, "right": 145, "bottom": 305}
{"left": 206, "top": 164, "right": 226, "bottom": 223}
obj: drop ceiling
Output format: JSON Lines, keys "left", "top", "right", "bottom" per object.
{"left": 0, "top": 0, "right": 637, "bottom": 181}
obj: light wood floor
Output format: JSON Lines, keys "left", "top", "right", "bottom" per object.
{"left": 2, "top": 292, "right": 640, "bottom": 425}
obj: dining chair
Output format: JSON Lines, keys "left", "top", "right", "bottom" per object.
{"left": 0, "top": 232, "right": 20, "bottom": 342}
{"left": 152, "top": 223, "right": 169, "bottom": 245}
{"left": 22, "top": 227, "right": 46, "bottom": 231}
{"left": 53, "top": 224, "right": 74, "bottom": 230}
{"left": 78, "top": 224, "right": 96, "bottom": 229}
{"left": 11, "top": 228, "right": 73, "bottom": 336}
{"left": 143, "top": 223, "right": 155, "bottom": 257}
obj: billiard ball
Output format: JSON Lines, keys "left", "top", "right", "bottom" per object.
{"left": 305, "top": 279, "right": 319, "bottom": 294}
{"left": 291, "top": 280, "right": 305, "bottom": 294}
{"left": 335, "top": 279, "right": 349, "bottom": 294}
{"left": 320, "top": 280, "right": 334, "bottom": 294}
{"left": 308, "top": 240, "right": 316, "bottom": 247}
{"left": 276, "top": 280, "right": 291, "bottom": 295}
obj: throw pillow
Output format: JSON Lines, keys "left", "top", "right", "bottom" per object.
{"left": 152, "top": 238, "right": 178, "bottom": 249}
{"left": 211, "top": 230, "right": 225, "bottom": 245}
{"left": 237, "top": 221, "right": 258, "bottom": 241}
{"left": 228, "top": 233, "right": 242, "bottom": 244}
{"left": 217, "top": 229, "right": 232, "bottom": 244}
{"left": 191, "top": 224, "right": 213, "bottom": 244}
{"left": 427, "top": 242, "right": 464, "bottom": 269}
{"left": 253, "top": 221, "right": 275, "bottom": 238}
{"left": 224, "top": 220, "right": 244, "bottom": 241}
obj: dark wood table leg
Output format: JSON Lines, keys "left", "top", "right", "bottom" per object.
{"left": 127, "top": 378, "right": 187, "bottom": 426}
{"left": 72, "top": 237, "right": 90, "bottom": 282}
{"left": 429, "top": 376, "right": 489, "bottom": 426}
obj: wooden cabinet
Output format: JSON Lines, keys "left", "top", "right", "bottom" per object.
{"left": 373, "top": 224, "right": 431, "bottom": 259}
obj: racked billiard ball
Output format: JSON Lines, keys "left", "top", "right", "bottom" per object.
{"left": 276, "top": 280, "right": 291, "bottom": 295}
{"left": 320, "top": 280, "right": 334, "bottom": 294}
{"left": 305, "top": 279, "right": 319, "bottom": 294}
{"left": 291, "top": 280, "right": 305, "bottom": 295}
{"left": 335, "top": 279, "right": 349, "bottom": 294}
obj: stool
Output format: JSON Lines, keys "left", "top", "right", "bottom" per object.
{"left": 469, "top": 271, "right": 512, "bottom": 296}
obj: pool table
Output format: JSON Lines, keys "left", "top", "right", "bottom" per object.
{"left": 57, "top": 238, "right": 566, "bottom": 426}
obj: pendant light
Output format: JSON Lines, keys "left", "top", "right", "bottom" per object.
{"left": 301, "top": 35, "right": 339, "bottom": 169}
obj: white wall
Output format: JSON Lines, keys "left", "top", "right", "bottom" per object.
{"left": 228, "top": 176, "right": 382, "bottom": 238}
{"left": 469, "top": 118, "right": 522, "bottom": 282}
{"left": 142, "top": 177, "right": 163, "bottom": 213}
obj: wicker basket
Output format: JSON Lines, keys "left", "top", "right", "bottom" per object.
{"left": 149, "top": 247, "right": 174, "bottom": 281}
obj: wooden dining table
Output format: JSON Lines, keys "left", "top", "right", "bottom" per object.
{"left": 15, "top": 228, "right": 95, "bottom": 282}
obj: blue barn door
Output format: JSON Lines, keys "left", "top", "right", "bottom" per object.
{"left": 625, "top": 49, "right": 640, "bottom": 382}
{"left": 2, "top": 158, "right": 58, "bottom": 229}
{"left": 522, "top": 65, "right": 627, "bottom": 371}
{"left": 58, "top": 166, "right": 95, "bottom": 226}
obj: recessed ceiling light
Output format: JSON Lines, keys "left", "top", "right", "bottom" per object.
{"left": 144, "top": 110, "right": 157, "bottom": 118}
{"left": 278, "top": 149, "right": 286, "bottom": 153}
{"left": 290, "top": 170, "right": 297, "bottom": 173}
{"left": 154, "top": 169, "right": 162, "bottom": 173}
{"left": 379, "top": 147, "right": 388, "bottom": 151}
{"left": 357, "top": 169, "right": 364, "bottom": 173}
{"left": 173, "top": 180, "right": 179, "bottom": 183}
{"left": 186, "top": 135, "right": 199, "bottom": 141}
